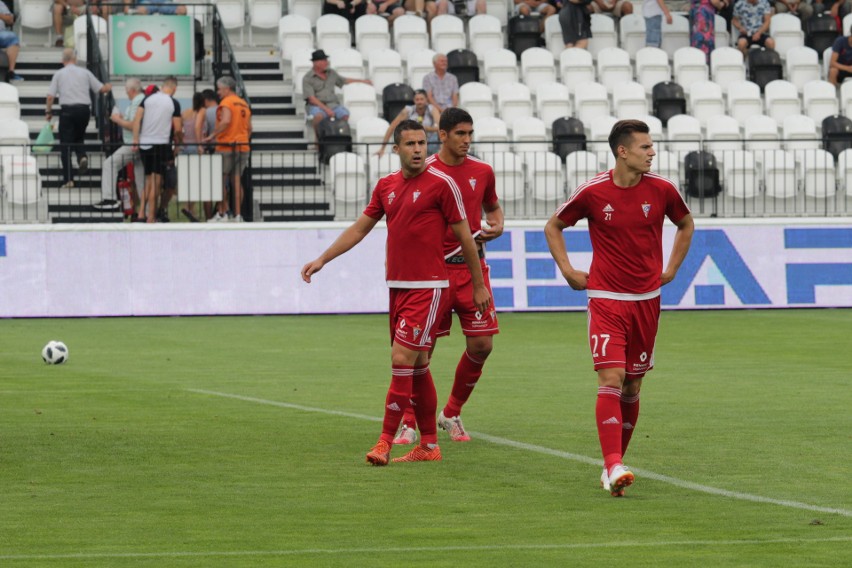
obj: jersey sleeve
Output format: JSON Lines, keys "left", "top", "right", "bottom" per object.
{"left": 483, "top": 167, "right": 498, "bottom": 207}
{"left": 438, "top": 177, "right": 466, "bottom": 225}
{"left": 172, "top": 98, "right": 182, "bottom": 117}
{"left": 363, "top": 178, "right": 386, "bottom": 220}
{"left": 555, "top": 190, "right": 588, "bottom": 227}
{"left": 663, "top": 180, "right": 691, "bottom": 223}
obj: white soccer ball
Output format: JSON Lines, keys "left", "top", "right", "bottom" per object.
{"left": 42, "top": 340, "right": 69, "bottom": 365}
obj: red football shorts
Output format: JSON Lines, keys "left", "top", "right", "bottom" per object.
{"left": 388, "top": 287, "right": 451, "bottom": 351}
{"left": 435, "top": 262, "right": 500, "bottom": 338}
{"left": 586, "top": 296, "right": 661, "bottom": 379}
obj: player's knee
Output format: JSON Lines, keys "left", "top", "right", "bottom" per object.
{"left": 597, "top": 368, "right": 625, "bottom": 388}
{"left": 467, "top": 337, "right": 493, "bottom": 360}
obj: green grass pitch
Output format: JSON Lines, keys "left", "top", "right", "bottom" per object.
{"left": 1, "top": 309, "right": 850, "bottom": 567}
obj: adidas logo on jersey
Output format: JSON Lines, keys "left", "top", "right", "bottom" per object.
{"left": 603, "top": 204, "right": 614, "bottom": 213}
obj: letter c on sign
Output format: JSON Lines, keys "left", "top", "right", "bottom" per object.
{"left": 127, "top": 31, "right": 153, "bottom": 62}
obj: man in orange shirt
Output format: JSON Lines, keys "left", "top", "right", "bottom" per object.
{"left": 204, "top": 76, "right": 252, "bottom": 222}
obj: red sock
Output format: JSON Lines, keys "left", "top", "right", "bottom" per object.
{"left": 443, "top": 350, "right": 485, "bottom": 418}
{"left": 620, "top": 393, "right": 640, "bottom": 458}
{"left": 411, "top": 365, "right": 438, "bottom": 445}
{"left": 596, "top": 386, "right": 623, "bottom": 473}
{"left": 399, "top": 367, "right": 427, "bottom": 431}
{"left": 380, "top": 366, "right": 413, "bottom": 443}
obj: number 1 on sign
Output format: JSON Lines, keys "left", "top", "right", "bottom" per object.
{"left": 162, "top": 32, "right": 175, "bottom": 62}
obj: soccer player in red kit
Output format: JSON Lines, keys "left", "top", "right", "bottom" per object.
{"left": 301, "top": 120, "right": 491, "bottom": 465}
{"left": 544, "top": 120, "right": 694, "bottom": 496}
{"left": 394, "top": 107, "right": 504, "bottom": 445}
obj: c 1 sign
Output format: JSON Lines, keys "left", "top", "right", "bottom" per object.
{"left": 110, "top": 15, "right": 194, "bottom": 76}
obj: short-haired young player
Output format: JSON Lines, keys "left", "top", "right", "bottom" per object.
{"left": 393, "top": 107, "right": 504, "bottom": 445}
{"left": 544, "top": 119, "right": 694, "bottom": 496}
{"left": 301, "top": 120, "right": 491, "bottom": 465}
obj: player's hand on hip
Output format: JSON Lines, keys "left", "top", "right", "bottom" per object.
{"left": 660, "top": 270, "right": 675, "bottom": 286}
{"left": 473, "top": 285, "right": 491, "bottom": 314}
{"left": 301, "top": 260, "right": 324, "bottom": 283}
{"left": 563, "top": 269, "right": 589, "bottom": 290}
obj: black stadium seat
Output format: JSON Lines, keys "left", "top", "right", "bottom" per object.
{"left": 552, "top": 116, "right": 587, "bottom": 162}
{"left": 652, "top": 81, "right": 686, "bottom": 127}
{"left": 748, "top": 47, "right": 783, "bottom": 92}
{"left": 317, "top": 116, "right": 352, "bottom": 164}
{"left": 447, "top": 48, "right": 479, "bottom": 86}
{"left": 684, "top": 150, "right": 721, "bottom": 199}
{"left": 805, "top": 13, "right": 839, "bottom": 59}
{"left": 508, "top": 15, "right": 541, "bottom": 59}
{"left": 822, "top": 115, "right": 852, "bottom": 159}
{"left": 382, "top": 83, "right": 414, "bottom": 120}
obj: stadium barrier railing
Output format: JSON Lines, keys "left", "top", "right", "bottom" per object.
{"left": 1, "top": 140, "right": 850, "bottom": 223}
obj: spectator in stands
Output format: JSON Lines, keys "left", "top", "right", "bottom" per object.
{"left": 376, "top": 89, "right": 441, "bottom": 157}
{"left": 52, "top": 0, "right": 86, "bottom": 48}
{"left": 303, "top": 49, "right": 373, "bottom": 139}
{"left": 773, "top": 0, "right": 814, "bottom": 22}
{"left": 196, "top": 89, "right": 218, "bottom": 153}
{"left": 559, "top": 0, "right": 593, "bottom": 49}
{"left": 204, "top": 76, "right": 252, "bottom": 223}
{"left": 828, "top": 34, "right": 852, "bottom": 85}
{"left": 176, "top": 92, "right": 203, "bottom": 222}
{"left": 46, "top": 48, "right": 112, "bottom": 190}
{"left": 132, "top": 76, "right": 182, "bottom": 223}
{"left": 323, "top": 0, "right": 368, "bottom": 22}
{"left": 422, "top": 53, "right": 459, "bottom": 113}
{"left": 732, "top": 0, "right": 775, "bottom": 56}
{"left": 691, "top": 0, "right": 729, "bottom": 63}
{"left": 425, "top": 0, "right": 487, "bottom": 20}
{"left": 644, "top": 0, "right": 672, "bottom": 48}
{"left": 95, "top": 78, "right": 145, "bottom": 211}
{"left": 366, "top": 0, "right": 406, "bottom": 23}
{"left": 514, "top": 0, "right": 558, "bottom": 32}
{"left": 135, "top": 0, "right": 188, "bottom": 15}
{"left": 0, "top": 2, "right": 22, "bottom": 81}
{"left": 591, "top": 0, "right": 634, "bottom": 19}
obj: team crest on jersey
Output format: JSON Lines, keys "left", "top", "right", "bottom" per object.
{"left": 642, "top": 202, "right": 651, "bottom": 218}
{"left": 388, "top": 191, "right": 396, "bottom": 205}
{"left": 413, "top": 190, "right": 421, "bottom": 202}
{"left": 469, "top": 177, "right": 477, "bottom": 190}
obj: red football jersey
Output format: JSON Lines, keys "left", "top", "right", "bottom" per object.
{"left": 364, "top": 166, "right": 467, "bottom": 288}
{"left": 426, "top": 154, "right": 499, "bottom": 257}
{"left": 555, "top": 171, "right": 691, "bottom": 296}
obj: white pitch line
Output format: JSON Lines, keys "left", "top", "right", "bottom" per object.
{"left": 3, "top": 536, "right": 852, "bottom": 561}
{"left": 186, "top": 389, "right": 852, "bottom": 518}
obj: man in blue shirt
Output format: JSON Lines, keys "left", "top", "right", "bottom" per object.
{"left": 732, "top": 0, "right": 775, "bottom": 57}
{"left": 0, "top": 2, "right": 22, "bottom": 81}
{"left": 829, "top": 34, "right": 852, "bottom": 86}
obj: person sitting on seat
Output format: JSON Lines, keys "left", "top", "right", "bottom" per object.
{"left": 0, "top": 2, "right": 22, "bottom": 81}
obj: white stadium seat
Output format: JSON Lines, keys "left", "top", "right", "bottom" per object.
{"left": 612, "top": 81, "right": 648, "bottom": 119}
{"left": 573, "top": 82, "right": 610, "bottom": 126}
{"left": 527, "top": 151, "right": 565, "bottom": 208}
{"left": 316, "top": 14, "right": 352, "bottom": 54}
{"left": 589, "top": 14, "right": 618, "bottom": 58}
{"left": 727, "top": 80, "right": 763, "bottom": 127}
{"left": 544, "top": 13, "right": 565, "bottom": 58}
{"left": 673, "top": 47, "right": 709, "bottom": 93}
{"left": 803, "top": 80, "right": 840, "bottom": 124}
{"left": 785, "top": 46, "right": 822, "bottom": 92}
{"left": 279, "top": 15, "right": 314, "bottom": 61}
{"left": 497, "top": 82, "right": 534, "bottom": 122}
{"left": 406, "top": 49, "right": 437, "bottom": 88}
{"left": 469, "top": 14, "right": 504, "bottom": 61}
{"left": 619, "top": 14, "right": 647, "bottom": 58}
{"left": 710, "top": 47, "right": 745, "bottom": 92}
{"left": 459, "top": 82, "right": 495, "bottom": 121}
{"left": 764, "top": 80, "right": 802, "bottom": 124}
{"left": 369, "top": 152, "right": 401, "bottom": 186}
{"left": 688, "top": 80, "right": 725, "bottom": 128}
{"left": 565, "top": 151, "right": 602, "bottom": 189}
{"left": 216, "top": 0, "right": 247, "bottom": 46}
{"left": 355, "top": 15, "right": 391, "bottom": 58}
{"left": 330, "top": 48, "right": 366, "bottom": 81}
{"left": 635, "top": 47, "right": 672, "bottom": 93}
{"left": 521, "top": 48, "right": 557, "bottom": 90}
{"left": 368, "top": 48, "right": 404, "bottom": 92}
{"left": 355, "top": 116, "right": 390, "bottom": 158}
{"left": 249, "top": 0, "right": 282, "bottom": 46}
{"left": 770, "top": 13, "right": 805, "bottom": 59}
{"left": 0, "top": 155, "right": 46, "bottom": 223}
{"left": 596, "top": 47, "right": 633, "bottom": 93}
{"left": 329, "top": 152, "right": 368, "bottom": 211}
{"left": 666, "top": 114, "right": 702, "bottom": 154}
{"left": 393, "top": 15, "right": 429, "bottom": 60}
{"left": 535, "top": 82, "right": 572, "bottom": 131}
{"left": 288, "top": 0, "right": 322, "bottom": 23}
{"left": 560, "top": 48, "right": 595, "bottom": 94}
{"left": 74, "top": 15, "right": 108, "bottom": 63}
{"left": 743, "top": 114, "right": 780, "bottom": 153}
{"left": 722, "top": 150, "right": 759, "bottom": 199}
{"left": 430, "top": 15, "right": 466, "bottom": 55}
{"left": 661, "top": 14, "right": 691, "bottom": 59}
{"left": 341, "top": 83, "right": 379, "bottom": 130}
{"left": 483, "top": 49, "right": 520, "bottom": 91}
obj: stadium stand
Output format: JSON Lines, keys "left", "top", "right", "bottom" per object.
{"left": 447, "top": 48, "right": 480, "bottom": 85}
{"left": 355, "top": 14, "right": 391, "bottom": 58}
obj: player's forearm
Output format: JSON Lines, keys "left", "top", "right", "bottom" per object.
{"left": 545, "top": 218, "right": 573, "bottom": 274}
{"left": 663, "top": 216, "right": 695, "bottom": 279}
{"left": 320, "top": 215, "right": 377, "bottom": 264}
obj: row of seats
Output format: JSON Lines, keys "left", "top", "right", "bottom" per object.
{"left": 325, "top": 148, "right": 852, "bottom": 216}
{"left": 0, "top": 84, "right": 45, "bottom": 221}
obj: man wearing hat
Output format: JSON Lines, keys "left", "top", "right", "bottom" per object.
{"left": 303, "top": 49, "right": 372, "bottom": 139}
